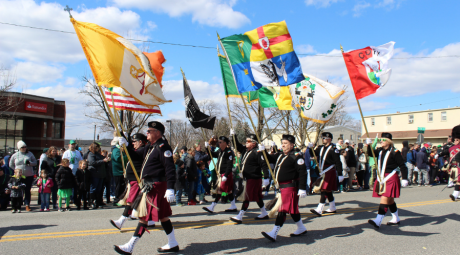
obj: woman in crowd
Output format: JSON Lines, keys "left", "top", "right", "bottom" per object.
{"left": 40, "top": 146, "right": 61, "bottom": 209}
{"left": 356, "top": 148, "right": 367, "bottom": 190}
{"left": 184, "top": 148, "right": 197, "bottom": 205}
{"left": 174, "top": 154, "right": 186, "bottom": 206}
{"left": 9, "top": 141, "right": 37, "bottom": 212}
{"left": 87, "top": 142, "right": 109, "bottom": 209}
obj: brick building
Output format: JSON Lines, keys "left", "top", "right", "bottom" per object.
{"left": 0, "top": 92, "right": 66, "bottom": 157}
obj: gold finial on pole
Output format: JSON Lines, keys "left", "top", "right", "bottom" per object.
{"left": 64, "top": 5, "right": 73, "bottom": 18}
{"left": 340, "top": 44, "right": 344, "bottom": 53}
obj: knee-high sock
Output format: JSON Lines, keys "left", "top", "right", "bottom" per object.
{"left": 214, "top": 194, "right": 221, "bottom": 203}
{"left": 241, "top": 201, "right": 249, "bottom": 211}
{"left": 275, "top": 212, "right": 287, "bottom": 227}
{"left": 291, "top": 213, "right": 301, "bottom": 222}
{"left": 123, "top": 205, "right": 132, "bottom": 217}
{"left": 388, "top": 203, "right": 397, "bottom": 213}
{"left": 134, "top": 222, "right": 148, "bottom": 237}
{"left": 161, "top": 220, "right": 173, "bottom": 235}
{"left": 455, "top": 185, "right": 460, "bottom": 191}
{"left": 257, "top": 197, "right": 264, "bottom": 208}
{"left": 378, "top": 204, "right": 389, "bottom": 215}
{"left": 326, "top": 192, "right": 334, "bottom": 203}
{"left": 320, "top": 192, "right": 327, "bottom": 203}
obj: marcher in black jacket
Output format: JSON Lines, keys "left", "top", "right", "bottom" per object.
{"left": 40, "top": 147, "right": 61, "bottom": 208}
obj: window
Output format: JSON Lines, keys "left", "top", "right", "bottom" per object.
{"left": 441, "top": 111, "right": 447, "bottom": 121}
{"left": 53, "top": 122, "right": 61, "bottom": 139}
{"left": 357, "top": 135, "right": 361, "bottom": 140}
{"left": 371, "top": 118, "right": 375, "bottom": 126}
{"left": 408, "top": 114, "right": 414, "bottom": 124}
{"left": 350, "top": 134, "right": 353, "bottom": 140}
{"left": 428, "top": 113, "right": 433, "bottom": 122}
{"left": 339, "top": 134, "right": 344, "bottom": 140}
{"left": 43, "top": 121, "right": 47, "bottom": 138}
{"left": 0, "top": 118, "right": 23, "bottom": 156}
{"left": 387, "top": 117, "right": 391, "bottom": 125}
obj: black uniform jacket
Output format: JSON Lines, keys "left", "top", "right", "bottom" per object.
{"left": 267, "top": 150, "right": 307, "bottom": 190}
{"left": 126, "top": 138, "right": 176, "bottom": 190}
{"left": 233, "top": 136, "right": 269, "bottom": 179}
{"left": 125, "top": 145, "right": 145, "bottom": 182}
{"left": 374, "top": 147, "right": 408, "bottom": 180}
{"left": 314, "top": 144, "right": 343, "bottom": 176}
{"left": 207, "top": 147, "right": 233, "bottom": 177}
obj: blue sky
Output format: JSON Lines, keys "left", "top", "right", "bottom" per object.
{"left": 1, "top": 0, "right": 459, "bottom": 139}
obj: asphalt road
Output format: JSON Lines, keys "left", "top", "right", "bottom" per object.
{"left": 1, "top": 185, "right": 458, "bottom": 255}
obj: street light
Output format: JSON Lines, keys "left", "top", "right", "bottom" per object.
{"left": 166, "top": 120, "right": 172, "bottom": 143}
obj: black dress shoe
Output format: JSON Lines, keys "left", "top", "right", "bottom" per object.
{"left": 114, "top": 245, "right": 131, "bottom": 255}
{"left": 261, "top": 232, "right": 276, "bottom": 242}
{"left": 254, "top": 215, "right": 269, "bottom": 220}
{"left": 110, "top": 220, "right": 122, "bottom": 230}
{"left": 450, "top": 194, "right": 456, "bottom": 201}
{"left": 224, "top": 209, "right": 238, "bottom": 212}
{"left": 290, "top": 230, "right": 307, "bottom": 237}
{"left": 202, "top": 207, "right": 214, "bottom": 213}
{"left": 368, "top": 220, "right": 380, "bottom": 229}
{"left": 157, "top": 245, "right": 179, "bottom": 253}
{"left": 229, "top": 217, "right": 242, "bottom": 224}
{"left": 387, "top": 221, "right": 400, "bottom": 226}
{"left": 310, "top": 209, "right": 322, "bottom": 217}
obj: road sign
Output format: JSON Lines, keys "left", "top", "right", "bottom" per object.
{"left": 417, "top": 134, "right": 424, "bottom": 144}
{"left": 418, "top": 127, "right": 425, "bottom": 134}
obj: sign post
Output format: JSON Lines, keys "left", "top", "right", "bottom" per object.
{"left": 417, "top": 134, "right": 424, "bottom": 144}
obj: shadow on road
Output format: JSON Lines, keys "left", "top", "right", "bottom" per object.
{"left": 0, "top": 224, "right": 57, "bottom": 240}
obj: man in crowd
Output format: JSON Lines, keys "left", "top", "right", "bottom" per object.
{"left": 111, "top": 134, "right": 128, "bottom": 206}
{"left": 345, "top": 140, "right": 357, "bottom": 190}
{"left": 62, "top": 140, "right": 83, "bottom": 175}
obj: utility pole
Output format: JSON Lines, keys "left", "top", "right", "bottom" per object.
{"left": 93, "top": 125, "right": 96, "bottom": 142}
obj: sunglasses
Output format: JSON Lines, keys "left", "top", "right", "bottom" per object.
{"left": 380, "top": 138, "right": 387, "bottom": 141}
{"left": 146, "top": 129, "right": 156, "bottom": 134}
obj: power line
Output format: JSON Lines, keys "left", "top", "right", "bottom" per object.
{"left": 367, "top": 96, "right": 460, "bottom": 112}
{"left": 1, "top": 21, "right": 460, "bottom": 58}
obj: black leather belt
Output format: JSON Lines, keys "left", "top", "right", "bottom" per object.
{"left": 279, "top": 180, "right": 298, "bottom": 189}
{"left": 144, "top": 176, "right": 166, "bottom": 183}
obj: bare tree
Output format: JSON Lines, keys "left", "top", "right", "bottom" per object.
{"left": 0, "top": 65, "right": 23, "bottom": 115}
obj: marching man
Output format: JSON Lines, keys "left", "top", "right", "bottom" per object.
{"left": 115, "top": 122, "right": 179, "bottom": 254}
{"left": 310, "top": 132, "right": 344, "bottom": 216}
{"left": 229, "top": 131, "right": 270, "bottom": 224}
{"left": 447, "top": 125, "right": 460, "bottom": 201}
{"left": 261, "top": 134, "right": 307, "bottom": 241}
{"left": 367, "top": 132, "right": 409, "bottom": 229}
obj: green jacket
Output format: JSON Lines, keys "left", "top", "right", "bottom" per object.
{"left": 112, "top": 145, "right": 127, "bottom": 177}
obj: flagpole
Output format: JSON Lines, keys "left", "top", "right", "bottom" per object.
{"left": 200, "top": 127, "right": 218, "bottom": 171}
{"left": 303, "top": 119, "right": 319, "bottom": 165}
{"left": 109, "top": 91, "right": 127, "bottom": 176}
{"left": 99, "top": 86, "right": 141, "bottom": 185}
{"left": 340, "top": 45, "right": 379, "bottom": 188}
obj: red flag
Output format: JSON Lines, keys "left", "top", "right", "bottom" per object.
{"left": 143, "top": 51, "right": 166, "bottom": 88}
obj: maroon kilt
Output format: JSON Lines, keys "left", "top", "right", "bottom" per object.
{"left": 220, "top": 173, "right": 234, "bottom": 193}
{"left": 279, "top": 181, "right": 300, "bottom": 214}
{"left": 244, "top": 178, "right": 263, "bottom": 202}
{"left": 321, "top": 165, "right": 337, "bottom": 191}
{"left": 127, "top": 181, "right": 140, "bottom": 204}
{"left": 372, "top": 173, "right": 401, "bottom": 198}
{"left": 140, "top": 181, "right": 172, "bottom": 222}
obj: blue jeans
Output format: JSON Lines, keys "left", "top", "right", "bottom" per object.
{"left": 188, "top": 181, "right": 195, "bottom": 202}
{"left": 40, "top": 193, "right": 50, "bottom": 210}
{"left": 175, "top": 189, "right": 183, "bottom": 204}
{"left": 90, "top": 177, "right": 104, "bottom": 195}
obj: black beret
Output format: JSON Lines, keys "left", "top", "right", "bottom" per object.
{"left": 381, "top": 132, "right": 392, "bottom": 140}
{"left": 452, "top": 125, "right": 460, "bottom": 140}
{"left": 219, "top": 136, "right": 230, "bottom": 144}
{"left": 181, "top": 146, "right": 187, "bottom": 151}
{"left": 132, "top": 133, "right": 147, "bottom": 142}
{"left": 282, "top": 134, "right": 295, "bottom": 144}
{"left": 147, "top": 121, "right": 165, "bottom": 134}
{"left": 247, "top": 134, "right": 257, "bottom": 142}
{"left": 322, "top": 132, "right": 333, "bottom": 139}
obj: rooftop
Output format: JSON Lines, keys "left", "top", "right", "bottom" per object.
{"left": 363, "top": 106, "right": 460, "bottom": 118}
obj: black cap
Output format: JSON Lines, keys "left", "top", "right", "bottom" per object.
{"left": 181, "top": 146, "right": 187, "bottom": 151}
{"left": 247, "top": 134, "right": 257, "bottom": 142}
{"left": 381, "top": 132, "right": 392, "bottom": 140}
{"left": 132, "top": 133, "right": 147, "bottom": 142}
{"left": 282, "top": 134, "right": 295, "bottom": 144}
{"left": 322, "top": 132, "right": 333, "bottom": 140}
{"left": 452, "top": 125, "right": 460, "bottom": 140}
{"left": 148, "top": 121, "right": 165, "bottom": 134}
{"left": 219, "top": 136, "right": 230, "bottom": 144}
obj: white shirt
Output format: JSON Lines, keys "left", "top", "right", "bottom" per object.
{"left": 39, "top": 153, "right": 47, "bottom": 175}
{"left": 62, "top": 150, "right": 83, "bottom": 175}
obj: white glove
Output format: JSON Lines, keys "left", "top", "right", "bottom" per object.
{"left": 414, "top": 167, "right": 419, "bottom": 172}
{"left": 118, "top": 137, "right": 128, "bottom": 147}
{"left": 307, "top": 142, "right": 313, "bottom": 148}
{"left": 258, "top": 144, "right": 265, "bottom": 151}
{"left": 262, "top": 179, "right": 269, "bottom": 187}
{"left": 221, "top": 175, "right": 227, "bottom": 182}
{"left": 230, "top": 128, "right": 235, "bottom": 135}
{"left": 401, "top": 179, "right": 409, "bottom": 187}
{"left": 297, "top": 189, "right": 307, "bottom": 198}
{"left": 271, "top": 141, "right": 276, "bottom": 147}
{"left": 338, "top": 176, "right": 344, "bottom": 183}
{"left": 164, "top": 189, "right": 175, "bottom": 203}
{"left": 205, "top": 142, "right": 209, "bottom": 148}
{"left": 435, "top": 154, "right": 439, "bottom": 159}
{"left": 366, "top": 138, "right": 372, "bottom": 144}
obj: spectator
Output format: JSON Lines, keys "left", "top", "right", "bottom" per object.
{"left": 111, "top": 136, "right": 127, "bottom": 206}
{"left": 196, "top": 161, "right": 207, "bottom": 204}
{"left": 356, "top": 148, "right": 366, "bottom": 190}
{"left": 429, "top": 146, "right": 439, "bottom": 185}
{"left": 75, "top": 160, "right": 90, "bottom": 210}
{"left": 337, "top": 138, "right": 344, "bottom": 150}
{"left": 87, "top": 142, "right": 109, "bottom": 209}
{"left": 339, "top": 149, "right": 349, "bottom": 193}
{"left": 100, "top": 150, "right": 112, "bottom": 206}
{"left": 0, "top": 167, "right": 11, "bottom": 210}
{"left": 180, "top": 146, "right": 188, "bottom": 160}
{"left": 194, "top": 143, "right": 210, "bottom": 193}
{"left": 9, "top": 141, "right": 37, "bottom": 212}
{"left": 406, "top": 144, "right": 416, "bottom": 186}
{"left": 401, "top": 141, "right": 409, "bottom": 163}
{"left": 8, "top": 168, "right": 26, "bottom": 213}
{"left": 38, "top": 148, "right": 49, "bottom": 175}
{"left": 40, "top": 146, "right": 61, "bottom": 209}
{"left": 184, "top": 148, "right": 197, "bottom": 205}
{"left": 174, "top": 155, "right": 186, "bottom": 207}
{"left": 36, "top": 170, "right": 53, "bottom": 212}
{"left": 416, "top": 147, "right": 429, "bottom": 186}
{"left": 55, "top": 158, "right": 75, "bottom": 212}
{"left": 59, "top": 148, "right": 66, "bottom": 156}
{"left": 3, "top": 154, "right": 12, "bottom": 175}
{"left": 345, "top": 140, "right": 357, "bottom": 189}
{"left": 62, "top": 140, "right": 83, "bottom": 175}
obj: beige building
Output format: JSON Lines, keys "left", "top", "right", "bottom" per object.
{"left": 361, "top": 107, "right": 460, "bottom": 149}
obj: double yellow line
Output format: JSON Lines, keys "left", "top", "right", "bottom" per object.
{"left": 0, "top": 199, "right": 452, "bottom": 243}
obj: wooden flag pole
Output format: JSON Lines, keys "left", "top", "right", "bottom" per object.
{"left": 340, "top": 45, "right": 379, "bottom": 187}
{"left": 201, "top": 127, "right": 218, "bottom": 171}
{"left": 99, "top": 86, "right": 141, "bottom": 185}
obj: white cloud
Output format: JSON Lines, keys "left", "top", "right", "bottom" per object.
{"left": 353, "top": 1, "right": 371, "bottom": 17}
{"left": 147, "top": 21, "right": 157, "bottom": 30}
{"left": 162, "top": 79, "right": 225, "bottom": 103}
{"left": 296, "top": 44, "right": 316, "bottom": 54}
{"left": 112, "top": 0, "right": 250, "bottom": 29}
{"left": 14, "top": 62, "right": 65, "bottom": 83}
{"left": 376, "top": 0, "right": 403, "bottom": 9}
{"left": 304, "top": 0, "right": 342, "bottom": 8}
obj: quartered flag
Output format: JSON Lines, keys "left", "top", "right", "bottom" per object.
{"left": 183, "top": 74, "right": 216, "bottom": 130}
{"left": 219, "top": 21, "right": 304, "bottom": 93}
{"left": 71, "top": 18, "right": 171, "bottom": 106}
{"left": 291, "top": 75, "right": 345, "bottom": 124}
{"left": 342, "top": 42, "right": 395, "bottom": 100}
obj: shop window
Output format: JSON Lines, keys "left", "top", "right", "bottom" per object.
{"left": 54, "top": 122, "right": 61, "bottom": 139}
{"left": 43, "top": 121, "right": 47, "bottom": 138}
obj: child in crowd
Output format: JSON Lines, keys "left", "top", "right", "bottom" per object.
{"left": 174, "top": 155, "right": 186, "bottom": 206}
{"left": 55, "top": 158, "right": 75, "bottom": 212}
{"left": 0, "top": 167, "right": 11, "bottom": 210}
{"left": 36, "top": 170, "right": 54, "bottom": 211}
{"left": 339, "top": 149, "right": 349, "bottom": 193}
{"left": 196, "top": 161, "right": 207, "bottom": 205}
{"left": 75, "top": 160, "right": 90, "bottom": 210}
{"left": 8, "top": 169, "right": 26, "bottom": 213}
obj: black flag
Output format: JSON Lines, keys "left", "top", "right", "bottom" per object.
{"left": 183, "top": 76, "right": 216, "bottom": 130}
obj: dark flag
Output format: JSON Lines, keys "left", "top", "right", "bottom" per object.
{"left": 183, "top": 76, "right": 216, "bottom": 130}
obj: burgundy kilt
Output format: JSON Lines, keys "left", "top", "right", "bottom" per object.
{"left": 244, "top": 178, "right": 263, "bottom": 202}
{"left": 220, "top": 173, "right": 234, "bottom": 193}
{"left": 372, "top": 173, "right": 401, "bottom": 198}
{"left": 279, "top": 181, "right": 300, "bottom": 214}
{"left": 321, "top": 165, "right": 337, "bottom": 191}
{"left": 127, "top": 181, "right": 140, "bottom": 204}
{"left": 140, "top": 181, "right": 172, "bottom": 222}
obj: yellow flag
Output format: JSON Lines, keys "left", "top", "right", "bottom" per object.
{"left": 71, "top": 18, "right": 170, "bottom": 106}
{"left": 266, "top": 86, "right": 294, "bottom": 110}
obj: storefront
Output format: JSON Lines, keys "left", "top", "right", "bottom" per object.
{"left": 0, "top": 92, "right": 66, "bottom": 157}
